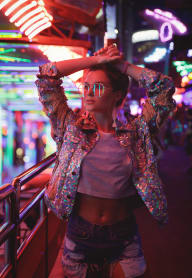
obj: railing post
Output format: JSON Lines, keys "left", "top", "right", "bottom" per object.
{"left": 9, "top": 190, "right": 18, "bottom": 278}
{"left": 0, "top": 153, "right": 56, "bottom": 278}
{"left": 44, "top": 203, "right": 49, "bottom": 278}
{"left": 10, "top": 178, "right": 21, "bottom": 278}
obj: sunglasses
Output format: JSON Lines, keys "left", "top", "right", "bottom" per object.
{"left": 78, "top": 82, "right": 112, "bottom": 97}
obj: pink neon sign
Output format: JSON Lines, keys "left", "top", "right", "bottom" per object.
{"left": 160, "top": 22, "right": 173, "bottom": 42}
{"left": 145, "top": 8, "right": 187, "bottom": 42}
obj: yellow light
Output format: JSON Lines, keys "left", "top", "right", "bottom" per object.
{"left": 0, "top": 56, "right": 15, "bottom": 62}
{"left": 16, "top": 148, "right": 23, "bottom": 156}
{"left": 188, "top": 72, "right": 192, "bottom": 79}
{"left": 182, "top": 76, "right": 189, "bottom": 83}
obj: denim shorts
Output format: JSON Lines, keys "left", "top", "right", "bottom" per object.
{"left": 62, "top": 212, "right": 146, "bottom": 278}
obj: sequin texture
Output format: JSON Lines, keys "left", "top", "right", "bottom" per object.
{"left": 35, "top": 63, "right": 176, "bottom": 224}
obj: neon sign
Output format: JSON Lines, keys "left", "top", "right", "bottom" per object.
{"left": 0, "top": 0, "right": 52, "bottom": 40}
{"left": 160, "top": 22, "right": 173, "bottom": 42}
{"left": 132, "top": 30, "right": 159, "bottom": 43}
{"left": 187, "top": 49, "right": 192, "bottom": 58}
{"left": 144, "top": 47, "right": 167, "bottom": 63}
{"left": 0, "top": 47, "right": 31, "bottom": 63}
{"left": 173, "top": 61, "right": 192, "bottom": 77}
{"left": 0, "top": 31, "right": 22, "bottom": 38}
{"left": 145, "top": 8, "right": 187, "bottom": 42}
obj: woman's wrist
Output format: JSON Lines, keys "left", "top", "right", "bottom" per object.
{"left": 122, "top": 61, "right": 132, "bottom": 74}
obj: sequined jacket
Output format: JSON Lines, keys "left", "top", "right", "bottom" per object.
{"left": 35, "top": 62, "right": 175, "bottom": 224}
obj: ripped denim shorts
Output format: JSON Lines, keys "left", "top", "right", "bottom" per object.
{"left": 62, "top": 211, "right": 146, "bottom": 278}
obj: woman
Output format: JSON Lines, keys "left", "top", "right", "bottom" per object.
{"left": 36, "top": 44, "right": 175, "bottom": 277}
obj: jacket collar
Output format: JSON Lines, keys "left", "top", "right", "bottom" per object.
{"left": 75, "top": 110, "right": 134, "bottom": 132}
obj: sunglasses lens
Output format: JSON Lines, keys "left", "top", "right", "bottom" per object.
{"left": 78, "top": 84, "right": 89, "bottom": 97}
{"left": 79, "top": 83, "right": 105, "bottom": 97}
{"left": 93, "top": 83, "right": 104, "bottom": 97}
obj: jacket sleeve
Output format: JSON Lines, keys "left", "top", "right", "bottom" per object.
{"left": 35, "top": 62, "right": 74, "bottom": 148}
{"left": 138, "top": 68, "right": 176, "bottom": 133}
{"left": 132, "top": 117, "right": 168, "bottom": 225}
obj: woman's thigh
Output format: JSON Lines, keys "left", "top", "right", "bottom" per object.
{"left": 62, "top": 213, "right": 146, "bottom": 278}
{"left": 110, "top": 234, "right": 146, "bottom": 278}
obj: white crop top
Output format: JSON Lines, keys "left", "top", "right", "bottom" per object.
{"left": 77, "top": 130, "right": 137, "bottom": 199}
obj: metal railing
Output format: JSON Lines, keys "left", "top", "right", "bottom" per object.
{"left": 0, "top": 153, "right": 56, "bottom": 278}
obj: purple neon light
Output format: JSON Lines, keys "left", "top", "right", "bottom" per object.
{"left": 160, "top": 22, "right": 173, "bottom": 42}
{"left": 145, "top": 8, "right": 187, "bottom": 34}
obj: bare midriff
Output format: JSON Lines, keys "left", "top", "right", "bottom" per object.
{"left": 74, "top": 192, "right": 134, "bottom": 225}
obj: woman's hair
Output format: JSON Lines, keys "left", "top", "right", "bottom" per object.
{"left": 88, "top": 64, "right": 130, "bottom": 107}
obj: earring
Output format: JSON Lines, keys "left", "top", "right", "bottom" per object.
{"left": 112, "top": 107, "right": 118, "bottom": 128}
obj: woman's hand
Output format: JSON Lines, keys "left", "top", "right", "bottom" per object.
{"left": 94, "top": 44, "right": 124, "bottom": 66}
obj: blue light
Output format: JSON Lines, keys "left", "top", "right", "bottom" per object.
{"left": 144, "top": 47, "right": 167, "bottom": 63}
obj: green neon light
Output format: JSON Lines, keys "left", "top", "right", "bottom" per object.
{"left": 0, "top": 77, "right": 24, "bottom": 83}
{"left": 0, "top": 66, "right": 38, "bottom": 71}
{"left": 0, "top": 48, "right": 16, "bottom": 54}
{"left": 0, "top": 33, "right": 22, "bottom": 38}
{"left": 0, "top": 73, "right": 36, "bottom": 84}
{"left": 173, "top": 61, "right": 192, "bottom": 76}
{"left": 0, "top": 55, "right": 31, "bottom": 62}
{"left": 0, "top": 92, "right": 19, "bottom": 99}
{"left": 181, "top": 70, "right": 189, "bottom": 76}
{"left": 65, "top": 92, "right": 81, "bottom": 99}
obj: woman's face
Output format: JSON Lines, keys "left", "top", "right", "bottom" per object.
{"left": 83, "top": 70, "right": 121, "bottom": 113}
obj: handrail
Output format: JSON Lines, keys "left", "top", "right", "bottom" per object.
{"left": 0, "top": 152, "right": 57, "bottom": 278}
{"left": 12, "top": 152, "right": 56, "bottom": 187}
{"left": 0, "top": 183, "right": 15, "bottom": 200}
{"left": 19, "top": 187, "right": 45, "bottom": 222}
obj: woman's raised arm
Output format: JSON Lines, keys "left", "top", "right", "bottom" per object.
{"left": 97, "top": 44, "right": 176, "bottom": 131}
